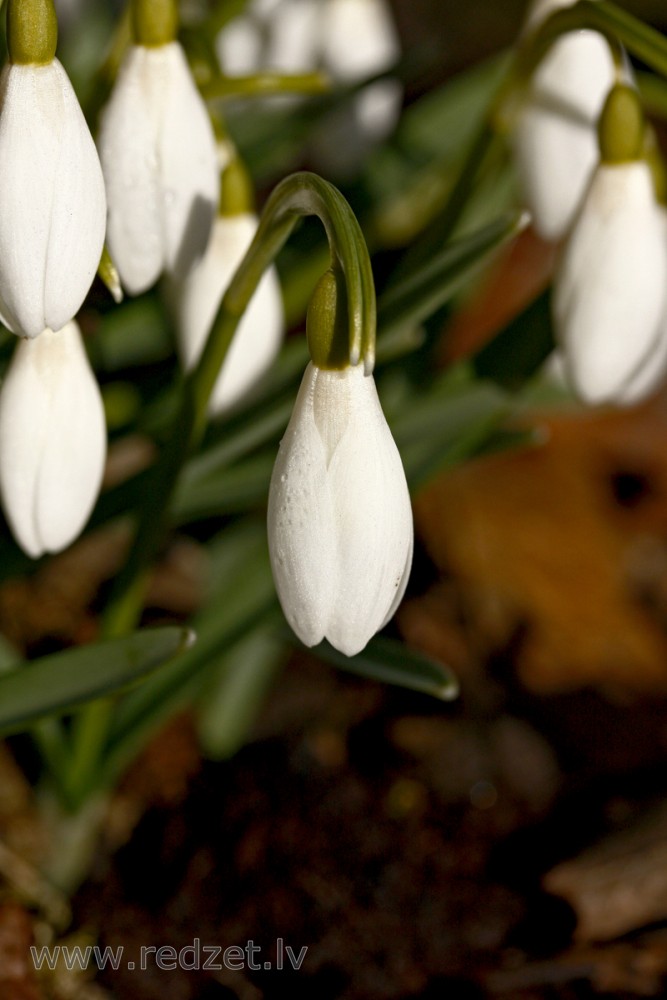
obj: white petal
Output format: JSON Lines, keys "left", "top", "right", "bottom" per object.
{"left": 268, "top": 363, "right": 414, "bottom": 657}
{"left": 0, "top": 322, "right": 106, "bottom": 557}
{"left": 265, "top": 0, "right": 320, "bottom": 72}
{"left": 323, "top": 366, "right": 413, "bottom": 655}
{"left": 98, "top": 47, "right": 164, "bottom": 294}
{"left": 616, "top": 207, "right": 667, "bottom": 405}
{"left": 354, "top": 78, "right": 402, "bottom": 139}
{"left": 158, "top": 44, "right": 219, "bottom": 280}
{"left": 0, "top": 62, "right": 106, "bottom": 337}
{"left": 268, "top": 364, "right": 337, "bottom": 647}
{"left": 98, "top": 43, "right": 218, "bottom": 294}
{"left": 172, "top": 213, "right": 284, "bottom": 413}
{"left": 322, "top": 0, "right": 400, "bottom": 82}
{"left": 513, "top": 29, "right": 616, "bottom": 241}
{"left": 554, "top": 163, "right": 667, "bottom": 405}
{"left": 215, "top": 15, "right": 263, "bottom": 76}
{"left": 614, "top": 319, "right": 667, "bottom": 406}
{"left": 43, "top": 64, "right": 107, "bottom": 333}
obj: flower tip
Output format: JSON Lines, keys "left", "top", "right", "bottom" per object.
{"left": 518, "top": 209, "right": 532, "bottom": 233}
{"left": 437, "top": 678, "right": 460, "bottom": 702}
{"left": 329, "top": 635, "right": 368, "bottom": 658}
{"left": 182, "top": 627, "right": 198, "bottom": 651}
{"left": 0, "top": 323, "right": 107, "bottom": 559}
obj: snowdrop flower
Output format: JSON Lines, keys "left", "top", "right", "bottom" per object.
{"left": 553, "top": 85, "right": 667, "bottom": 405}
{"left": 0, "top": 322, "right": 107, "bottom": 558}
{"left": 98, "top": 0, "right": 218, "bottom": 295}
{"left": 0, "top": 0, "right": 106, "bottom": 338}
{"left": 512, "top": 0, "right": 618, "bottom": 241}
{"left": 268, "top": 360, "right": 413, "bottom": 656}
{"left": 172, "top": 205, "right": 284, "bottom": 414}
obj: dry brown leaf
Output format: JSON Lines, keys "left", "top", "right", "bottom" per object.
{"left": 415, "top": 395, "right": 667, "bottom": 694}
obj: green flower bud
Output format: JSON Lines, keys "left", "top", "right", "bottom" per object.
{"left": 132, "top": 0, "right": 178, "bottom": 47}
{"left": 7, "top": 0, "right": 57, "bottom": 66}
{"left": 598, "top": 85, "right": 644, "bottom": 165}
{"left": 306, "top": 268, "right": 350, "bottom": 371}
{"left": 219, "top": 156, "right": 255, "bottom": 217}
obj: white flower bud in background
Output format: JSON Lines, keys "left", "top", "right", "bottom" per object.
{"left": 512, "top": 0, "right": 617, "bottom": 241}
{"left": 215, "top": 13, "right": 263, "bottom": 77}
{"left": 0, "top": 55, "right": 106, "bottom": 337}
{"left": 0, "top": 322, "right": 107, "bottom": 558}
{"left": 268, "top": 362, "right": 413, "bottom": 656}
{"left": 553, "top": 84, "right": 667, "bottom": 405}
{"left": 172, "top": 211, "right": 284, "bottom": 414}
{"left": 554, "top": 162, "right": 667, "bottom": 404}
{"left": 265, "top": 0, "right": 320, "bottom": 73}
{"left": 321, "top": 0, "right": 402, "bottom": 141}
{"left": 98, "top": 41, "right": 219, "bottom": 295}
{"left": 216, "top": 0, "right": 401, "bottom": 175}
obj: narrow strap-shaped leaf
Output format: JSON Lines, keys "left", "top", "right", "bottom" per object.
{"left": 0, "top": 627, "right": 194, "bottom": 737}
{"left": 312, "top": 637, "right": 459, "bottom": 701}
{"left": 377, "top": 211, "right": 527, "bottom": 338}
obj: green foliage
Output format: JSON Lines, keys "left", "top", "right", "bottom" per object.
{"left": 1, "top": 0, "right": 666, "bottom": 818}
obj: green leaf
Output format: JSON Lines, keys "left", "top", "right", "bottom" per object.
{"left": 579, "top": 1, "right": 667, "bottom": 78}
{"left": 102, "top": 521, "right": 277, "bottom": 784}
{"left": 377, "top": 211, "right": 526, "bottom": 339}
{"left": 197, "top": 627, "right": 285, "bottom": 761}
{"left": 90, "top": 296, "right": 172, "bottom": 372}
{"left": 473, "top": 289, "right": 555, "bottom": 390}
{"left": 312, "top": 636, "right": 459, "bottom": 701}
{"left": 0, "top": 627, "right": 194, "bottom": 737}
{"left": 391, "top": 362, "right": 511, "bottom": 487}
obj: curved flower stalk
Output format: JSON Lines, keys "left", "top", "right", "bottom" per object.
{"left": 0, "top": 322, "right": 107, "bottom": 558}
{"left": 268, "top": 361, "right": 413, "bottom": 657}
{"left": 172, "top": 210, "right": 284, "bottom": 414}
{"left": 553, "top": 86, "right": 667, "bottom": 405}
{"left": 98, "top": 3, "right": 218, "bottom": 295}
{"left": 512, "top": 0, "right": 618, "bottom": 241}
{"left": 0, "top": 0, "right": 106, "bottom": 338}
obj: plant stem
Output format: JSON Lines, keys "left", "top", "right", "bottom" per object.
{"left": 65, "top": 171, "right": 376, "bottom": 809}
{"left": 201, "top": 71, "right": 330, "bottom": 101}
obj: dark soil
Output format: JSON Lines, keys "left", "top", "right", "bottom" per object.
{"left": 73, "top": 648, "right": 667, "bottom": 1000}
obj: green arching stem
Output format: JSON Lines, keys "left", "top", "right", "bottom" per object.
{"left": 66, "top": 172, "right": 376, "bottom": 809}
{"left": 509, "top": 1, "right": 667, "bottom": 101}
{"left": 6, "top": 0, "right": 57, "bottom": 65}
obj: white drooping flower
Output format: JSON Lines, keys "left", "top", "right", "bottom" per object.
{"left": 512, "top": 0, "right": 617, "bottom": 241}
{"left": 268, "top": 362, "right": 413, "bottom": 657}
{"left": 172, "top": 211, "right": 284, "bottom": 414}
{"left": 0, "top": 59, "right": 106, "bottom": 338}
{"left": 0, "top": 321, "right": 107, "bottom": 558}
{"left": 98, "top": 41, "right": 219, "bottom": 295}
{"left": 553, "top": 161, "right": 667, "bottom": 404}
